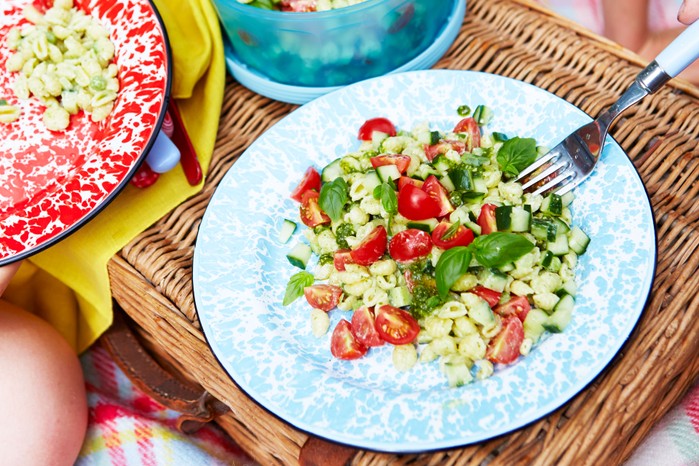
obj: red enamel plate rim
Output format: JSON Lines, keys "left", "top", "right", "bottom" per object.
{"left": 0, "top": 0, "right": 171, "bottom": 266}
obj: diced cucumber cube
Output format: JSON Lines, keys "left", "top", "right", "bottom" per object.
{"left": 389, "top": 286, "right": 412, "bottom": 308}
{"left": 495, "top": 205, "right": 512, "bottom": 231}
{"left": 321, "top": 158, "right": 344, "bottom": 182}
{"left": 543, "top": 293, "right": 574, "bottom": 333}
{"left": 561, "top": 191, "right": 575, "bottom": 207}
{"left": 510, "top": 206, "right": 531, "bottom": 232}
{"left": 479, "top": 268, "right": 509, "bottom": 293}
{"left": 407, "top": 218, "right": 439, "bottom": 233}
{"left": 568, "top": 226, "right": 590, "bottom": 255}
{"left": 431, "top": 155, "right": 451, "bottom": 172}
{"left": 541, "top": 193, "right": 563, "bottom": 216}
{"left": 448, "top": 168, "right": 475, "bottom": 191}
{"left": 362, "top": 170, "right": 381, "bottom": 192}
{"left": 278, "top": 219, "right": 297, "bottom": 244}
{"left": 523, "top": 308, "right": 549, "bottom": 343}
{"left": 444, "top": 360, "right": 473, "bottom": 388}
{"left": 468, "top": 298, "right": 496, "bottom": 326}
{"left": 547, "top": 233, "right": 569, "bottom": 256}
{"left": 376, "top": 164, "right": 401, "bottom": 182}
{"left": 558, "top": 279, "right": 577, "bottom": 297}
{"left": 439, "top": 173, "right": 455, "bottom": 192}
{"left": 531, "top": 218, "right": 557, "bottom": 242}
{"left": 286, "top": 243, "right": 312, "bottom": 269}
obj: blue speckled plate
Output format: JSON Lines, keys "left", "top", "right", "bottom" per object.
{"left": 193, "top": 70, "right": 656, "bottom": 453}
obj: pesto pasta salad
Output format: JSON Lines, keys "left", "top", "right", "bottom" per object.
{"left": 4, "top": 0, "right": 119, "bottom": 130}
{"left": 282, "top": 108, "right": 590, "bottom": 387}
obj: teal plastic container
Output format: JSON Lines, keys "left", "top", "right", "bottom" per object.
{"left": 212, "top": 0, "right": 457, "bottom": 87}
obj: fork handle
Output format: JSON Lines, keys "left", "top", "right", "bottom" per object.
{"left": 655, "top": 20, "right": 699, "bottom": 78}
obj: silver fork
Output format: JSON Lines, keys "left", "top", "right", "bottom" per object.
{"left": 516, "top": 20, "right": 699, "bottom": 196}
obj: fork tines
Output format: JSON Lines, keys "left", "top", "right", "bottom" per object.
{"left": 515, "top": 148, "right": 576, "bottom": 196}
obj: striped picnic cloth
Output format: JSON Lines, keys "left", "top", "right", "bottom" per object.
{"left": 75, "top": 345, "right": 256, "bottom": 466}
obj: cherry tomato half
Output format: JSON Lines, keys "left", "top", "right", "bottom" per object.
{"left": 477, "top": 203, "right": 498, "bottom": 235}
{"left": 331, "top": 319, "right": 368, "bottom": 360}
{"left": 304, "top": 284, "right": 343, "bottom": 312}
{"left": 351, "top": 306, "right": 384, "bottom": 347}
{"left": 397, "top": 176, "right": 423, "bottom": 191}
{"left": 333, "top": 249, "right": 354, "bottom": 272}
{"left": 358, "top": 117, "right": 397, "bottom": 141}
{"left": 374, "top": 304, "right": 420, "bottom": 345}
{"left": 424, "top": 140, "right": 467, "bottom": 162}
{"left": 388, "top": 229, "right": 433, "bottom": 263}
{"left": 486, "top": 316, "right": 524, "bottom": 365}
{"left": 350, "top": 225, "right": 387, "bottom": 266}
{"left": 422, "top": 175, "right": 454, "bottom": 217}
{"left": 470, "top": 285, "right": 502, "bottom": 308}
{"left": 300, "top": 190, "right": 331, "bottom": 228}
{"left": 290, "top": 166, "right": 321, "bottom": 202}
{"left": 397, "top": 184, "right": 442, "bottom": 220}
{"left": 453, "top": 117, "right": 481, "bottom": 150}
{"left": 370, "top": 154, "right": 411, "bottom": 174}
{"left": 431, "top": 221, "right": 475, "bottom": 249}
{"left": 494, "top": 295, "right": 531, "bottom": 322}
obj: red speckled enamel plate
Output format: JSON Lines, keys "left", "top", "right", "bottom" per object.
{"left": 0, "top": 0, "right": 170, "bottom": 265}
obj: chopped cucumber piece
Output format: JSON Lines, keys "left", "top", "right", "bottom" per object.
{"left": 495, "top": 205, "right": 512, "bottom": 231}
{"left": 541, "top": 250, "right": 562, "bottom": 272}
{"left": 321, "top": 158, "right": 343, "bottom": 182}
{"left": 448, "top": 168, "right": 475, "bottom": 191}
{"left": 523, "top": 308, "right": 549, "bottom": 343}
{"left": 496, "top": 206, "right": 530, "bottom": 232}
{"left": 479, "top": 268, "right": 509, "bottom": 293}
{"left": 468, "top": 298, "right": 496, "bottom": 326}
{"left": 431, "top": 155, "right": 451, "bottom": 172}
{"left": 558, "top": 279, "right": 578, "bottom": 297}
{"left": 362, "top": 170, "right": 382, "bottom": 193}
{"left": 547, "top": 233, "right": 569, "bottom": 256}
{"left": 541, "top": 193, "right": 563, "bottom": 216}
{"left": 376, "top": 164, "right": 401, "bottom": 182}
{"left": 561, "top": 191, "right": 575, "bottom": 207}
{"left": 439, "top": 173, "right": 455, "bottom": 192}
{"left": 389, "top": 286, "right": 412, "bottom": 308}
{"left": 465, "top": 220, "right": 482, "bottom": 235}
{"left": 473, "top": 104, "right": 493, "bottom": 126}
{"left": 278, "top": 219, "right": 297, "bottom": 244}
{"left": 473, "top": 177, "right": 488, "bottom": 193}
{"left": 543, "top": 293, "right": 574, "bottom": 333}
{"left": 531, "top": 218, "right": 557, "bottom": 242}
{"left": 407, "top": 218, "right": 439, "bottom": 233}
{"left": 286, "top": 243, "right": 312, "bottom": 269}
{"left": 444, "top": 359, "right": 473, "bottom": 387}
{"left": 568, "top": 226, "right": 590, "bottom": 255}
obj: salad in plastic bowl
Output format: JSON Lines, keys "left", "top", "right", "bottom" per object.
{"left": 282, "top": 108, "right": 590, "bottom": 387}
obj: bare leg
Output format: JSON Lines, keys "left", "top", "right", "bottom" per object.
{"left": 0, "top": 299, "right": 87, "bottom": 466}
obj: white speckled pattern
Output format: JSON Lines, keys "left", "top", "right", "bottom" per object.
{"left": 0, "top": 0, "right": 169, "bottom": 264}
{"left": 193, "top": 70, "right": 656, "bottom": 452}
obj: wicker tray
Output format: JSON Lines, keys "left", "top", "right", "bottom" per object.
{"left": 108, "top": 0, "right": 699, "bottom": 464}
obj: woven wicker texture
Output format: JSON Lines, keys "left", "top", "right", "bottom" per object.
{"left": 108, "top": 0, "right": 699, "bottom": 464}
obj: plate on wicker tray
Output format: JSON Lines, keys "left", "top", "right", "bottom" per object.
{"left": 193, "top": 70, "right": 656, "bottom": 452}
{"left": 0, "top": 0, "right": 170, "bottom": 266}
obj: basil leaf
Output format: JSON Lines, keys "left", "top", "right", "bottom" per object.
{"left": 373, "top": 182, "right": 397, "bottom": 215}
{"left": 471, "top": 232, "right": 534, "bottom": 267}
{"left": 435, "top": 246, "right": 472, "bottom": 298}
{"left": 496, "top": 137, "right": 537, "bottom": 177}
{"left": 283, "top": 271, "right": 314, "bottom": 306}
{"left": 319, "top": 177, "right": 348, "bottom": 222}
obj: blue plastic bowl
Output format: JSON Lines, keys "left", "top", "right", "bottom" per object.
{"left": 211, "top": 0, "right": 457, "bottom": 87}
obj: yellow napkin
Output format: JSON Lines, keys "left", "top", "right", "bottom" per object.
{"left": 4, "top": 0, "right": 226, "bottom": 353}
